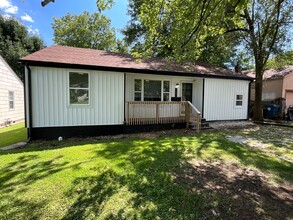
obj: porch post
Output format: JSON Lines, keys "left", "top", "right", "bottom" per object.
{"left": 156, "top": 102, "right": 160, "bottom": 124}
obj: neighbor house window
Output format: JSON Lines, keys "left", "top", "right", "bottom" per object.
{"left": 69, "top": 72, "right": 89, "bottom": 105}
{"left": 235, "top": 94, "right": 243, "bottom": 107}
{"left": 134, "top": 79, "right": 170, "bottom": 101}
{"left": 8, "top": 91, "right": 14, "bottom": 110}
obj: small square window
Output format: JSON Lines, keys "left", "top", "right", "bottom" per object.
{"left": 134, "top": 79, "right": 142, "bottom": 91}
{"left": 163, "top": 81, "right": 170, "bottom": 92}
{"left": 163, "top": 93, "right": 169, "bottom": 101}
{"left": 134, "top": 92, "right": 142, "bottom": 101}
{"left": 236, "top": 101, "right": 243, "bottom": 106}
{"left": 236, "top": 95, "right": 243, "bottom": 100}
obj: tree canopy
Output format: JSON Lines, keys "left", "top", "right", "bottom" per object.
{"left": 52, "top": 11, "right": 117, "bottom": 51}
{"left": 266, "top": 50, "right": 293, "bottom": 69}
{"left": 122, "top": 0, "right": 241, "bottom": 67}
{"left": 0, "top": 15, "right": 44, "bottom": 81}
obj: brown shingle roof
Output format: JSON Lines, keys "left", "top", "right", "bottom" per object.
{"left": 244, "top": 65, "right": 293, "bottom": 80}
{"left": 21, "top": 45, "right": 248, "bottom": 79}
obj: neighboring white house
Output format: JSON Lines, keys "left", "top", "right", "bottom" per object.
{"left": 20, "top": 45, "right": 251, "bottom": 139}
{"left": 0, "top": 55, "right": 24, "bottom": 127}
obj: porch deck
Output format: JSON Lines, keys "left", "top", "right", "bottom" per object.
{"left": 126, "top": 101, "right": 201, "bottom": 132}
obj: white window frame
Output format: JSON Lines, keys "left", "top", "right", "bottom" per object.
{"left": 8, "top": 91, "right": 14, "bottom": 110}
{"left": 163, "top": 81, "right": 170, "bottom": 101}
{"left": 134, "top": 79, "right": 142, "bottom": 101}
{"left": 68, "top": 71, "right": 90, "bottom": 106}
{"left": 134, "top": 79, "right": 170, "bottom": 101}
{"left": 235, "top": 93, "right": 244, "bottom": 108}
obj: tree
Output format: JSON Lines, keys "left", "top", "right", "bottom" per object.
{"left": 129, "top": 0, "right": 292, "bottom": 121}
{"left": 113, "top": 39, "right": 129, "bottom": 54}
{"left": 0, "top": 15, "right": 44, "bottom": 81}
{"left": 52, "top": 12, "right": 117, "bottom": 51}
{"left": 236, "top": 0, "right": 292, "bottom": 121}
{"left": 266, "top": 50, "right": 293, "bottom": 69}
{"left": 122, "top": 0, "right": 242, "bottom": 67}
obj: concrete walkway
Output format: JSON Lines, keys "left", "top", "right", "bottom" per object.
{"left": 0, "top": 142, "right": 27, "bottom": 151}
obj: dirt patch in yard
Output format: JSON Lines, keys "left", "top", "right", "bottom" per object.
{"left": 174, "top": 160, "right": 293, "bottom": 220}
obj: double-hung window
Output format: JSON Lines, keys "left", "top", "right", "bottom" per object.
{"left": 8, "top": 91, "right": 14, "bottom": 110}
{"left": 163, "top": 81, "right": 170, "bottom": 101}
{"left": 134, "top": 79, "right": 142, "bottom": 101}
{"left": 134, "top": 79, "right": 170, "bottom": 101}
{"left": 69, "top": 72, "right": 89, "bottom": 105}
{"left": 235, "top": 94, "right": 243, "bottom": 107}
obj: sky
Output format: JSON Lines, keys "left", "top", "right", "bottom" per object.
{"left": 0, "top": 0, "right": 129, "bottom": 46}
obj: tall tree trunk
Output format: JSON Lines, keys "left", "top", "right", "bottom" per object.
{"left": 253, "top": 66, "right": 264, "bottom": 121}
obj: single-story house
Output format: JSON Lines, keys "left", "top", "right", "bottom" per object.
{"left": 246, "top": 66, "right": 293, "bottom": 114}
{"left": 20, "top": 45, "right": 251, "bottom": 140}
{"left": 0, "top": 55, "right": 24, "bottom": 127}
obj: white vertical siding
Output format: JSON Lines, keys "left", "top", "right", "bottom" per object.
{"left": 31, "top": 67, "right": 124, "bottom": 127}
{"left": 204, "top": 78, "right": 249, "bottom": 121}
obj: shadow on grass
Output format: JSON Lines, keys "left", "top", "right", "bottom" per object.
{"left": 1, "top": 131, "right": 292, "bottom": 219}
{"left": 0, "top": 153, "right": 85, "bottom": 219}
{"left": 0, "top": 193, "right": 47, "bottom": 220}
{"left": 174, "top": 161, "right": 293, "bottom": 220}
{"left": 62, "top": 139, "right": 205, "bottom": 219}
{"left": 61, "top": 136, "right": 293, "bottom": 219}
{"left": 194, "top": 133, "right": 293, "bottom": 183}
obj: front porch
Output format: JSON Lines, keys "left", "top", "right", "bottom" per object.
{"left": 125, "top": 101, "right": 202, "bottom": 132}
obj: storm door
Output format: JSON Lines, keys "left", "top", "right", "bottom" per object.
{"left": 182, "top": 83, "right": 193, "bottom": 102}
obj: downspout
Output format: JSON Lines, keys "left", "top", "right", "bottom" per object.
{"left": 202, "top": 79, "right": 205, "bottom": 118}
{"left": 26, "top": 65, "right": 33, "bottom": 142}
{"left": 123, "top": 73, "right": 126, "bottom": 124}
{"left": 23, "top": 65, "right": 27, "bottom": 129}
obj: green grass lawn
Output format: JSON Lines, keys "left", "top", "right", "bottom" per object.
{"left": 0, "top": 122, "right": 26, "bottom": 148}
{"left": 0, "top": 125, "right": 292, "bottom": 219}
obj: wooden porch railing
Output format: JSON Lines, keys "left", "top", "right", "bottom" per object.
{"left": 185, "top": 101, "right": 201, "bottom": 133}
{"left": 126, "top": 101, "right": 202, "bottom": 133}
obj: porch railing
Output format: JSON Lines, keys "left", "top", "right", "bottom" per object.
{"left": 126, "top": 101, "right": 201, "bottom": 133}
{"left": 185, "top": 101, "right": 201, "bottom": 133}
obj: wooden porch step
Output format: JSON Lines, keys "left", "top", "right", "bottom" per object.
{"left": 188, "top": 118, "right": 210, "bottom": 130}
